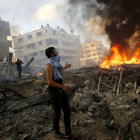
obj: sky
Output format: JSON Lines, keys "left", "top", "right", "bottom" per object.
{"left": 0, "top": 0, "right": 70, "bottom": 35}
{"left": 0, "top": 0, "right": 109, "bottom": 47}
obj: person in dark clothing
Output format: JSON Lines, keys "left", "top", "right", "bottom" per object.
{"left": 15, "top": 58, "right": 24, "bottom": 79}
{"left": 45, "top": 47, "right": 72, "bottom": 139}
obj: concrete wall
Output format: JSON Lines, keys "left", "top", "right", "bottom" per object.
{"left": 0, "top": 18, "right": 11, "bottom": 60}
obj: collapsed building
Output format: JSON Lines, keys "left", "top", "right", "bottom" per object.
{"left": 0, "top": 18, "right": 12, "bottom": 75}
{"left": 12, "top": 25, "right": 81, "bottom": 74}
{"left": 0, "top": 65, "right": 140, "bottom": 140}
{"left": 80, "top": 41, "right": 108, "bottom": 67}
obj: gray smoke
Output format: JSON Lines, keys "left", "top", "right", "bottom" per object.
{"left": 10, "top": 25, "right": 20, "bottom": 36}
{"left": 64, "top": 0, "right": 102, "bottom": 42}
{"left": 66, "top": 0, "right": 140, "bottom": 50}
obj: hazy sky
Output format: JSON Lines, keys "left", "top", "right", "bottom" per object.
{"left": 0, "top": 0, "right": 109, "bottom": 47}
{"left": 0, "top": 0, "right": 70, "bottom": 35}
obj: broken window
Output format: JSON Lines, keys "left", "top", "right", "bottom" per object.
{"left": 27, "top": 52, "right": 37, "bottom": 57}
{"left": 39, "top": 50, "right": 44, "bottom": 55}
{"left": 28, "top": 35, "right": 32, "bottom": 39}
{"left": 62, "top": 40, "right": 74, "bottom": 47}
{"left": 27, "top": 43, "right": 36, "bottom": 49}
{"left": 32, "top": 52, "right": 37, "bottom": 56}
{"left": 38, "top": 41, "right": 42, "bottom": 46}
{"left": 53, "top": 31, "right": 57, "bottom": 35}
{"left": 18, "top": 38, "right": 23, "bottom": 42}
{"left": 20, "top": 46, "right": 24, "bottom": 50}
{"left": 46, "top": 38, "right": 58, "bottom": 46}
{"left": 36, "top": 32, "right": 42, "bottom": 36}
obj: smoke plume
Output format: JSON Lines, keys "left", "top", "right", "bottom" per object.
{"left": 66, "top": 0, "right": 140, "bottom": 49}
{"left": 33, "top": 2, "right": 59, "bottom": 21}
{"left": 10, "top": 25, "right": 20, "bottom": 36}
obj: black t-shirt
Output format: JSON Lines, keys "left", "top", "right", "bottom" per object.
{"left": 15, "top": 61, "right": 21, "bottom": 70}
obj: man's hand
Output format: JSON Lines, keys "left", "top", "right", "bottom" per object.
{"left": 62, "top": 85, "right": 72, "bottom": 92}
{"left": 61, "top": 62, "right": 71, "bottom": 72}
{"left": 64, "top": 62, "right": 71, "bottom": 69}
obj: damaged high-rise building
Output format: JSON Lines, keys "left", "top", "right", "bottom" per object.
{"left": 12, "top": 24, "right": 81, "bottom": 71}
{"left": 0, "top": 17, "right": 12, "bottom": 63}
{"left": 80, "top": 41, "right": 108, "bottom": 67}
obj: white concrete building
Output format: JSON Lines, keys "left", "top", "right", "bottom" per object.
{"left": 80, "top": 41, "right": 108, "bottom": 67}
{"left": 12, "top": 24, "right": 81, "bottom": 70}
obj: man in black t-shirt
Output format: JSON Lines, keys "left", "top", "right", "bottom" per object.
{"left": 45, "top": 47, "right": 72, "bottom": 139}
{"left": 15, "top": 58, "right": 24, "bottom": 79}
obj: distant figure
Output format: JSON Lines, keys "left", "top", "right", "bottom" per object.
{"left": 15, "top": 58, "right": 24, "bottom": 79}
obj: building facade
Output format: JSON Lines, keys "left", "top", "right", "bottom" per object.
{"left": 0, "top": 18, "right": 12, "bottom": 62}
{"left": 12, "top": 25, "right": 81, "bottom": 69}
{"left": 80, "top": 41, "right": 108, "bottom": 67}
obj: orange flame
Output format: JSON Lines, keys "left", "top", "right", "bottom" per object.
{"left": 100, "top": 44, "right": 140, "bottom": 69}
{"left": 37, "top": 72, "right": 43, "bottom": 77}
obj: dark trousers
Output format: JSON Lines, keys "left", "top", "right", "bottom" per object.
{"left": 17, "top": 68, "right": 21, "bottom": 79}
{"left": 48, "top": 89, "right": 71, "bottom": 135}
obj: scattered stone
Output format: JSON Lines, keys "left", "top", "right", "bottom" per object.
{"left": 123, "top": 88, "right": 128, "bottom": 93}
{"left": 88, "top": 105, "right": 96, "bottom": 112}
{"left": 84, "top": 80, "right": 90, "bottom": 86}
{"left": 136, "top": 87, "right": 140, "bottom": 94}
{"left": 110, "top": 102, "right": 116, "bottom": 107}
{"left": 73, "top": 120, "right": 79, "bottom": 126}
{"left": 87, "top": 112, "right": 92, "bottom": 117}
{"left": 82, "top": 86, "right": 89, "bottom": 92}
{"left": 73, "top": 93, "right": 83, "bottom": 102}
{"left": 43, "top": 85, "right": 48, "bottom": 93}
{"left": 116, "top": 105, "right": 130, "bottom": 110}
{"left": 125, "top": 82, "right": 133, "bottom": 89}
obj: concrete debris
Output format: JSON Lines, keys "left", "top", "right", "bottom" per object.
{"left": 116, "top": 105, "right": 130, "bottom": 110}
{"left": 136, "top": 86, "right": 140, "bottom": 94}
{"left": 0, "top": 65, "right": 140, "bottom": 140}
{"left": 125, "top": 82, "right": 134, "bottom": 89}
{"left": 84, "top": 80, "right": 90, "bottom": 86}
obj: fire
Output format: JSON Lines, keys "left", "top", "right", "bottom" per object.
{"left": 100, "top": 44, "right": 140, "bottom": 69}
{"left": 37, "top": 72, "right": 43, "bottom": 77}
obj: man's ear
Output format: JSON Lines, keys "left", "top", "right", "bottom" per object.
{"left": 51, "top": 53, "right": 54, "bottom": 57}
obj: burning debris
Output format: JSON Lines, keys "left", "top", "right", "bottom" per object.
{"left": 0, "top": 66, "right": 140, "bottom": 140}
{"left": 37, "top": 72, "right": 43, "bottom": 77}
{"left": 100, "top": 44, "right": 140, "bottom": 69}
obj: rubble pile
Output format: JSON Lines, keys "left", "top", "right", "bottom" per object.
{"left": 0, "top": 86, "right": 52, "bottom": 139}
{"left": 0, "top": 66, "right": 140, "bottom": 140}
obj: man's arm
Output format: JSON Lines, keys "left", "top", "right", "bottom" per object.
{"left": 20, "top": 60, "right": 24, "bottom": 64}
{"left": 61, "top": 63, "right": 71, "bottom": 72}
{"left": 18, "top": 59, "right": 24, "bottom": 64}
{"left": 45, "top": 64, "right": 71, "bottom": 92}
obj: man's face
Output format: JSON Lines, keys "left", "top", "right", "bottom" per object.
{"left": 53, "top": 49, "right": 58, "bottom": 56}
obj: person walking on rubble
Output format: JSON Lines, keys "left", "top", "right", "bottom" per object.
{"left": 45, "top": 47, "right": 72, "bottom": 139}
{"left": 15, "top": 58, "right": 24, "bottom": 79}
